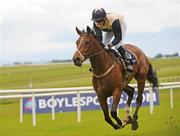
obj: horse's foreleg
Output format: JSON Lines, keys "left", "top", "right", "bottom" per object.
{"left": 110, "top": 88, "right": 123, "bottom": 128}
{"left": 98, "top": 95, "right": 120, "bottom": 130}
{"left": 123, "top": 86, "right": 135, "bottom": 124}
{"left": 132, "top": 80, "right": 145, "bottom": 130}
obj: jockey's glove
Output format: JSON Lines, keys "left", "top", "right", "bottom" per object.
{"left": 107, "top": 43, "right": 114, "bottom": 49}
{"left": 104, "top": 45, "right": 109, "bottom": 50}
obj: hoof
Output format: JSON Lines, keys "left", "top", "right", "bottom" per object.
{"left": 131, "top": 120, "right": 138, "bottom": 130}
{"left": 114, "top": 124, "right": 122, "bottom": 130}
{"left": 126, "top": 116, "right": 133, "bottom": 124}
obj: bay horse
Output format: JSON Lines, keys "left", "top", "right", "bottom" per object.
{"left": 72, "top": 26, "right": 159, "bottom": 130}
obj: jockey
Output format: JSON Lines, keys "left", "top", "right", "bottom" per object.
{"left": 91, "top": 8, "right": 134, "bottom": 73}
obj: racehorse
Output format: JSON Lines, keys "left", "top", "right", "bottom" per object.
{"left": 72, "top": 26, "right": 159, "bottom": 130}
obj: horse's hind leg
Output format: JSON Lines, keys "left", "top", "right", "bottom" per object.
{"left": 110, "top": 87, "right": 123, "bottom": 128}
{"left": 123, "top": 86, "right": 135, "bottom": 124}
{"left": 132, "top": 79, "right": 146, "bottom": 130}
{"left": 98, "top": 95, "right": 121, "bottom": 130}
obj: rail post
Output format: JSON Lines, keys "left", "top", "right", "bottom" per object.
{"left": 170, "top": 88, "right": 173, "bottom": 109}
{"left": 149, "top": 87, "right": 154, "bottom": 114}
{"left": 20, "top": 97, "right": 23, "bottom": 123}
{"left": 51, "top": 95, "right": 55, "bottom": 120}
{"left": 77, "top": 91, "right": 81, "bottom": 122}
{"left": 32, "top": 92, "right": 36, "bottom": 127}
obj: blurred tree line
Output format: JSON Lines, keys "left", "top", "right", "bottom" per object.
{"left": 155, "top": 52, "right": 179, "bottom": 58}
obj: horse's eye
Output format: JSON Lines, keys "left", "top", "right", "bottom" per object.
{"left": 85, "top": 41, "right": 90, "bottom": 45}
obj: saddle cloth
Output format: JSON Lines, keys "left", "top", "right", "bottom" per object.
{"left": 108, "top": 49, "right": 136, "bottom": 65}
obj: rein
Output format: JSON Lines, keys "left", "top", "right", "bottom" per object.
{"left": 86, "top": 49, "right": 104, "bottom": 58}
{"left": 76, "top": 33, "right": 115, "bottom": 79}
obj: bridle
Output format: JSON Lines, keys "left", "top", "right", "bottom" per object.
{"left": 76, "top": 33, "right": 115, "bottom": 78}
{"left": 76, "top": 33, "right": 104, "bottom": 61}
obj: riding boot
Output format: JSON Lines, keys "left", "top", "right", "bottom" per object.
{"left": 117, "top": 46, "right": 134, "bottom": 73}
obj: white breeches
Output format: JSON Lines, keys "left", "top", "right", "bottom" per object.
{"left": 103, "top": 22, "right": 127, "bottom": 49}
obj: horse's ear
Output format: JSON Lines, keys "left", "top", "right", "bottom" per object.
{"left": 86, "top": 26, "right": 91, "bottom": 34}
{"left": 90, "top": 29, "right": 95, "bottom": 36}
{"left": 76, "top": 27, "right": 82, "bottom": 35}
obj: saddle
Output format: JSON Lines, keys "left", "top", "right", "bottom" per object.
{"left": 107, "top": 49, "right": 136, "bottom": 77}
{"left": 107, "top": 49, "right": 136, "bottom": 64}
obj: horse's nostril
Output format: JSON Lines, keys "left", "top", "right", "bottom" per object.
{"left": 76, "top": 57, "right": 81, "bottom": 61}
{"left": 73, "top": 57, "right": 82, "bottom": 66}
{"left": 73, "top": 57, "right": 80, "bottom": 62}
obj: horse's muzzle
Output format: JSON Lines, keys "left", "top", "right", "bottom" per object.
{"left": 72, "top": 56, "right": 83, "bottom": 67}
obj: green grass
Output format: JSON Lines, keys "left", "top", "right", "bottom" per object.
{"left": 0, "top": 58, "right": 180, "bottom": 136}
{"left": 0, "top": 89, "right": 180, "bottom": 136}
{"left": 150, "top": 58, "right": 180, "bottom": 78}
{"left": 0, "top": 58, "right": 180, "bottom": 89}
{"left": 0, "top": 63, "right": 91, "bottom": 89}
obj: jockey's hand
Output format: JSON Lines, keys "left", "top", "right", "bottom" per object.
{"left": 104, "top": 45, "right": 109, "bottom": 50}
{"left": 107, "top": 43, "right": 113, "bottom": 49}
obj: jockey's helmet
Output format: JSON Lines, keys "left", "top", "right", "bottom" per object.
{"left": 91, "top": 8, "right": 106, "bottom": 22}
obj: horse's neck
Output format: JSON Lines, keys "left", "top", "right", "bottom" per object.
{"left": 90, "top": 51, "right": 113, "bottom": 74}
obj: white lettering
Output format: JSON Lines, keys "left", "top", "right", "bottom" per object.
{"left": 72, "top": 97, "right": 77, "bottom": 107}
{"left": 39, "top": 99, "right": 47, "bottom": 109}
{"left": 56, "top": 98, "right": 64, "bottom": 107}
{"left": 107, "top": 97, "right": 111, "bottom": 104}
{"left": 47, "top": 99, "right": 57, "bottom": 108}
{"left": 65, "top": 98, "right": 72, "bottom": 107}
{"left": 93, "top": 96, "right": 99, "bottom": 105}
{"left": 36, "top": 92, "right": 158, "bottom": 112}
{"left": 146, "top": 93, "right": 150, "bottom": 102}
{"left": 142, "top": 93, "right": 146, "bottom": 102}
{"left": 86, "top": 96, "right": 93, "bottom": 106}
{"left": 119, "top": 98, "right": 124, "bottom": 104}
{"left": 80, "top": 97, "right": 86, "bottom": 106}
{"left": 153, "top": 93, "right": 157, "bottom": 102}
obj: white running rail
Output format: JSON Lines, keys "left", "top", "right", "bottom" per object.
{"left": 0, "top": 82, "right": 180, "bottom": 127}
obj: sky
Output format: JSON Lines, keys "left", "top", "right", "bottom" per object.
{"left": 0, "top": 0, "right": 180, "bottom": 65}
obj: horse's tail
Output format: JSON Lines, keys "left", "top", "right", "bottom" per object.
{"left": 147, "top": 63, "right": 159, "bottom": 91}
